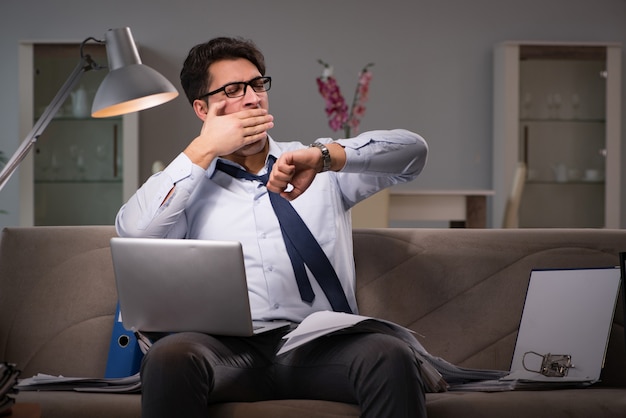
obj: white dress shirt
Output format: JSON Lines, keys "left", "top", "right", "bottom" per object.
{"left": 116, "top": 129, "right": 428, "bottom": 323}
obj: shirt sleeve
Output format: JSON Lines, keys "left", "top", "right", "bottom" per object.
{"left": 321, "top": 129, "right": 428, "bottom": 207}
{"left": 115, "top": 153, "right": 209, "bottom": 238}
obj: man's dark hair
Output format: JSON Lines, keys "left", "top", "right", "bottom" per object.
{"left": 180, "top": 37, "right": 266, "bottom": 105}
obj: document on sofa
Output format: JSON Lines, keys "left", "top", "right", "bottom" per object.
{"left": 16, "top": 372, "right": 141, "bottom": 393}
{"left": 278, "top": 311, "right": 508, "bottom": 392}
{"left": 447, "top": 374, "right": 595, "bottom": 392}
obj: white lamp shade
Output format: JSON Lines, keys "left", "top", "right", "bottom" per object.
{"left": 91, "top": 27, "right": 178, "bottom": 118}
{"left": 91, "top": 64, "right": 178, "bottom": 117}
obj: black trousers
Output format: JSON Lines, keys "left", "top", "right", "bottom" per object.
{"left": 140, "top": 326, "right": 427, "bottom": 418}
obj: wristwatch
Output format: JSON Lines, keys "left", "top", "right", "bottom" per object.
{"left": 309, "top": 142, "right": 331, "bottom": 172}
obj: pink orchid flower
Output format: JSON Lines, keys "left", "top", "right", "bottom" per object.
{"left": 317, "top": 60, "right": 374, "bottom": 138}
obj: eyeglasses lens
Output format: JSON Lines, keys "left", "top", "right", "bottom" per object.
{"left": 224, "top": 77, "right": 271, "bottom": 98}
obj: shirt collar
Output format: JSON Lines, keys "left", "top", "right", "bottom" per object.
{"left": 209, "top": 135, "right": 282, "bottom": 178}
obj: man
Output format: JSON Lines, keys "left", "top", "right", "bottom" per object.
{"left": 116, "top": 36, "right": 429, "bottom": 418}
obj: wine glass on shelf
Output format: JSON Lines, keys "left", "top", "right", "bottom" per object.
{"left": 521, "top": 92, "right": 532, "bottom": 119}
{"left": 544, "top": 94, "right": 553, "bottom": 119}
{"left": 49, "top": 151, "right": 60, "bottom": 181}
{"left": 75, "top": 149, "right": 85, "bottom": 180}
{"left": 552, "top": 93, "right": 562, "bottom": 119}
{"left": 571, "top": 93, "right": 580, "bottom": 119}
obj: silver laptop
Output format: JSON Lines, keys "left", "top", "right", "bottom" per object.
{"left": 110, "top": 237, "right": 291, "bottom": 336}
{"left": 503, "top": 266, "right": 621, "bottom": 383}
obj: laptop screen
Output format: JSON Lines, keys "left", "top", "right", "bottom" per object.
{"left": 508, "top": 267, "right": 621, "bottom": 382}
{"left": 619, "top": 252, "right": 626, "bottom": 358}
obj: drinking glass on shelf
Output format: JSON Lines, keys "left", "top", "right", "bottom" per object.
{"left": 571, "top": 93, "right": 580, "bottom": 119}
{"left": 545, "top": 94, "right": 553, "bottom": 119}
{"left": 75, "top": 149, "right": 85, "bottom": 180}
{"left": 521, "top": 92, "right": 532, "bottom": 119}
{"left": 552, "top": 93, "right": 562, "bottom": 119}
{"left": 49, "top": 152, "right": 60, "bottom": 181}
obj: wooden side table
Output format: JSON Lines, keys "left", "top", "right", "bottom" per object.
{"left": 389, "top": 189, "right": 495, "bottom": 228}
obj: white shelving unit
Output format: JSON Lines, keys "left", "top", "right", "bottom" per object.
{"left": 492, "top": 41, "right": 621, "bottom": 228}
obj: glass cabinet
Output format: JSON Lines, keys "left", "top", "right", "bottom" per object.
{"left": 493, "top": 42, "right": 621, "bottom": 228}
{"left": 18, "top": 41, "right": 138, "bottom": 226}
{"left": 33, "top": 117, "right": 123, "bottom": 225}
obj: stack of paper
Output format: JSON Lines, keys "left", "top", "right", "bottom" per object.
{"left": 448, "top": 370, "right": 595, "bottom": 392}
{"left": 0, "top": 362, "right": 20, "bottom": 414}
{"left": 17, "top": 372, "right": 141, "bottom": 394}
{"left": 279, "top": 311, "right": 508, "bottom": 393}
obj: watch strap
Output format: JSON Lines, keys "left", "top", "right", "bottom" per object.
{"left": 309, "top": 142, "right": 332, "bottom": 172}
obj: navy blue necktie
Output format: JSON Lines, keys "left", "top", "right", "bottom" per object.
{"left": 216, "top": 157, "right": 352, "bottom": 314}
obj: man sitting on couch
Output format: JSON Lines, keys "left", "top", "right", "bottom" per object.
{"left": 115, "top": 36, "right": 429, "bottom": 418}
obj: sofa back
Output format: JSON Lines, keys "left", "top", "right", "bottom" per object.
{"left": 1, "top": 226, "right": 625, "bottom": 386}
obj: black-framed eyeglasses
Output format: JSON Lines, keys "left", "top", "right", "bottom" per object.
{"left": 197, "top": 76, "right": 272, "bottom": 100}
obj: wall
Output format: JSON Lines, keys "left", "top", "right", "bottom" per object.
{"left": 1, "top": 0, "right": 625, "bottom": 229}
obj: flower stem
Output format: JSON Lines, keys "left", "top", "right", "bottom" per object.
{"left": 344, "top": 63, "right": 374, "bottom": 138}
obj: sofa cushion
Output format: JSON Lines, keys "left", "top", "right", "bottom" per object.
{"left": 17, "top": 388, "right": 626, "bottom": 418}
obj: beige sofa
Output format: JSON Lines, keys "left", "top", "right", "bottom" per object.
{"left": 1, "top": 226, "right": 626, "bottom": 418}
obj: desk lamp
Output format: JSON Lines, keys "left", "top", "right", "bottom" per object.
{"left": 0, "top": 27, "right": 179, "bottom": 191}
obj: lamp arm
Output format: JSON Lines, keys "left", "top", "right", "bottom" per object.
{"left": 0, "top": 55, "right": 98, "bottom": 192}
